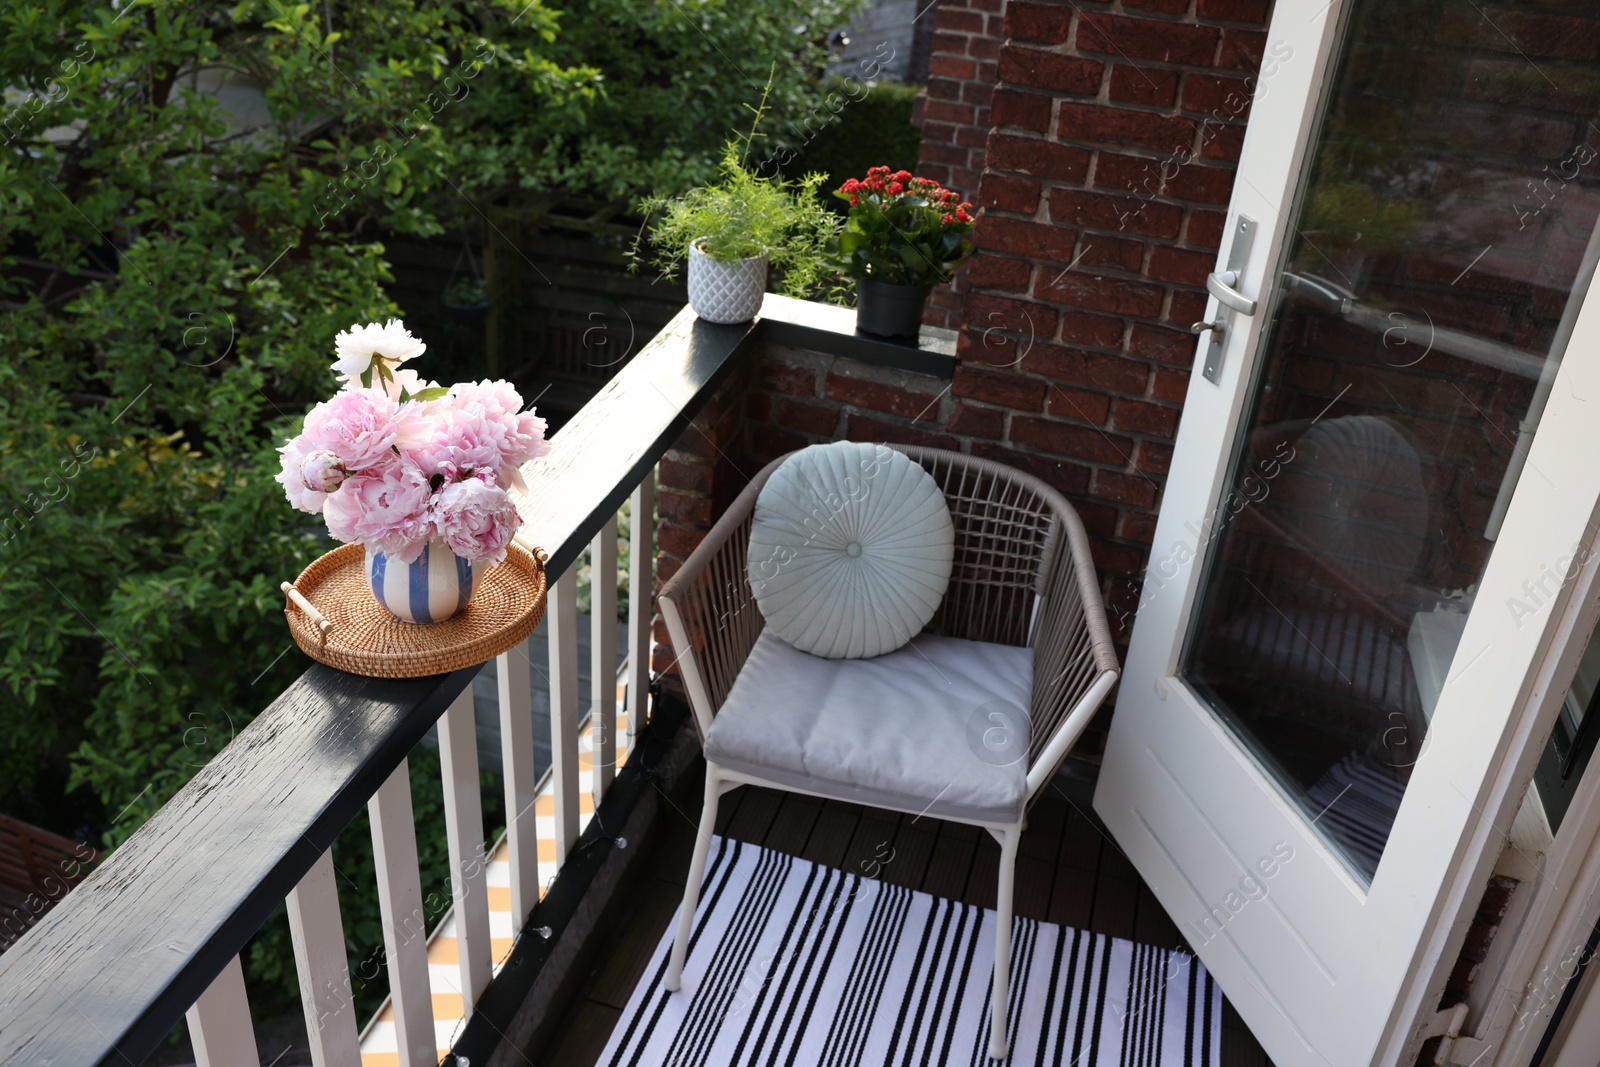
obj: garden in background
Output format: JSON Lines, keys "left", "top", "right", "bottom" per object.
{"left": 0, "top": 0, "right": 924, "bottom": 1028}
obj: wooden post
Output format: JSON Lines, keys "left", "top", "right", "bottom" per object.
{"left": 627, "top": 469, "right": 655, "bottom": 743}
{"left": 185, "top": 956, "right": 259, "bottom": 1067}
{"left": 496, "top": 643, "right": 539, "bottom": 931}
{"left": 438, "top": 687, "right": 493, "bottom": 1011}
{"left": 591, "top": 515, "right": 619, "bottom": 802}
{"left": 550, "top": 567, "right": 581, "bottom": 864}
{"left": 368, "top": 761, "right": 434, "bottom": 1067}
{"left": 285, "top": 852, "right": 361, "bottom": 1067}
{"left": 484, "top": 214, "right": 501, "bottom": 378}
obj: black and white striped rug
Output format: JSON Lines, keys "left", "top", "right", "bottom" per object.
{"left": 600, "top": 836, "right": 1221, "bottom": 1066}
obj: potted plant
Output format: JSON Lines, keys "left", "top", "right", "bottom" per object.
{"left": 275, "top": 319, "right": 549, "bottom": 623}
{"left": 442, "top": 276, "right": 491, "bottom": 323}
{"left": 633, "top": 82, "right": 837, "bottom": 324}
{"left": 830, "top": 167, "right": 975, "bottom": 339}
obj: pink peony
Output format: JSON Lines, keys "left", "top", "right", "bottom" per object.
{"left": 441, "top": 406, "right": 506, "bottom": 478}
{"left": 430, "top": 476, "right": 521, "bottom": 565}
{"left": 301, "top": 388, "right": 399, "bottom": 472}
{"left": 276, "top": 435, "right": 328, "bottom": 514}
{"left": 299, "top": 449, "right": 347, "bottom": 494}
{"left": 396, "top": 404, "right": 499, "bottom": 484}
{"left": 447, "top": 379, "right": 524, "bottom": 419}
{"left": 502, "top": 409, "right": 551, "bottom": 487}
{"left": 444, "top": 380, "right": 550, "bottom": 489}
{"left": 277, "top": 319, "right": 552, "bottom": 556}
{"left": 322, "top": 462, "right": 436, "bottom": 562}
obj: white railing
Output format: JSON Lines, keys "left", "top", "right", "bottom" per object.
{"left": 183, "top": 467, "right": 656, "bottom": 1067}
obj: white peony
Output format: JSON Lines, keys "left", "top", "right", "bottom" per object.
{"left": 331, "top": 318, "right": 427, "bottom": 384}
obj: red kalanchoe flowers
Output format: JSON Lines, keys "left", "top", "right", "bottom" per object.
{"left": 830, "top": 165, "right": 975, "bottom": 286}
{"left": 835, "top": 167, "right": 975, "bottom": 228}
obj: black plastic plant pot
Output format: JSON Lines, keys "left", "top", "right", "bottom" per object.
{"left": 856, "top": 278, "right": 932, "bottom": 340}
{"left": 443, "top": 300, "right": 491, "bottom": 324}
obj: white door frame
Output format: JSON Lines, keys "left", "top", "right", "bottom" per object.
{"left": 1447, "top": 534, "right": 1600, "bottom": 1065}
{"left": 1391, "top": 497, "right": 1600, "bottom": 1067}
{"left": 1478, "top": 725, "right": 1600, "bottom": 1065}
{"left": 1092, "top": 0, "right": 1600, "bottom": 1063}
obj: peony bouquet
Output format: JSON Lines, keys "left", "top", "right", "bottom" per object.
{"left": 277, "top": 319, "right": 548, "bottom": 567}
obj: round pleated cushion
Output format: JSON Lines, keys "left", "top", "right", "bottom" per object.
{"left": 747, "top": 442, "right": 954, "bottom": 659}
{"left": 1274, "top": 414, "right": 1428, "bottom": 597}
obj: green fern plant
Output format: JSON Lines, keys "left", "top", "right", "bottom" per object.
{"left": 632, "top": 68, "right": 839, "bottom": 297}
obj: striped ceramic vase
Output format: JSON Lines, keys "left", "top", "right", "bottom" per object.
{"left": 365, "top": 539, "right": 486, "bottom": 624}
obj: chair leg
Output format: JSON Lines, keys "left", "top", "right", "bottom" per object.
{"left": 664, "top": 764, "right": 723, "bottom": 992}
{"left": 989, "top": 827, "right": 1020, "bottom": 1059}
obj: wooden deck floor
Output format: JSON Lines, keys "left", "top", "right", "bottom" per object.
{"left": 544, "top": 769, "right": 1276, "bottom": 1066}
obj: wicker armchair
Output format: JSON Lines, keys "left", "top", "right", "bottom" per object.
{"left": 657, "top": 444, "right": 1120, "bottom": 1059}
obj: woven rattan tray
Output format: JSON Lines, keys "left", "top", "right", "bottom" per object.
{"left": 283, "top": 542, "right": 547, "bottom": 678}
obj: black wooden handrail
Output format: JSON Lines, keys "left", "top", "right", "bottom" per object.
{"left": 0, "top": 297, "right": 954, "bottom": 1067}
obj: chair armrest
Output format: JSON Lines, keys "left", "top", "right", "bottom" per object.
{"left": 1025, "top": 495, "right": 1122, "bottom": 798}
{"left": 657, "top": 457, "right": 785, "bottom": 741}
{"left": 1026, "top": 668, "right": 1118, "bottom": 798}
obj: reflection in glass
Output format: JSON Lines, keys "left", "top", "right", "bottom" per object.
{"left": 1531, "top": 629, "right": 1600, "bottom": 837}
{"left": 1180, "top": 0, "right": 1600, "bottom": 881}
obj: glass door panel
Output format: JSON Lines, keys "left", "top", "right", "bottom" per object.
{"left": 1530, "top": 613, "right": 1600, "bottom": 836}
{"left": 1180, "top": 0, "right": 1600, "bottom": 882}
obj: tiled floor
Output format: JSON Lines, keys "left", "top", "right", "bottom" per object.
{"left": 545, "top": 771, "right": 1276, "bottom": 1066}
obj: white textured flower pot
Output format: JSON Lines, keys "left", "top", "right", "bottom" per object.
{"left": 686, "top": 241, "right": 768, "bottom": 324}
{"left": 366, "top": 539, "right": 488, "bottom": 624}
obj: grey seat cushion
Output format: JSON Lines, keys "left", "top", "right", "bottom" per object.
{"left": 703, "top": 629, "right": 1035, "bottom": 824}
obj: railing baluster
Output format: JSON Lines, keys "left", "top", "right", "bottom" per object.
{"left": 591, "top": 514, "right": 619, "bottom": 803}
{"left": 627, "top": 468, "right": 654, "bottom": 745}
{"left": 496, "top": 643, "right": 538, "bottom": 931}
{"left": 184, "top": 955, "right": 259, "bottom": 1067}
{"left": 369, "top": 760, "right": 435, "bottom": 1067}
{"left": 550, "top": 566, "right": 581, "bottom": 864}
{"left": 285, "top": 851, "right": 361, "bottom": 1067}
{"left": 438, "top": 687, "right": 493, "bottom": 1012}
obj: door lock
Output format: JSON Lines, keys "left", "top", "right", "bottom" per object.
{"left": 1201, "top": 216, "right": 1258, "bottom": 384}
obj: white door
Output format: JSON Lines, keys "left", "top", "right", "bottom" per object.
{"left": 1093, "top": 1, "right": 1600, "bottom": 1064}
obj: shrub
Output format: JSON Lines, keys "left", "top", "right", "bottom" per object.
{"left": 773, "top": 78, "right": 923, "bottom": 205}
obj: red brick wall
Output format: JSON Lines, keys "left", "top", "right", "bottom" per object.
{"left": 948, "top": 0, "right": 1274, "bottom": 634}
{"left": 659, "top": 2, "right": 1281, "bottom": 677}
{"left": 747, "top": 346, "right": 957, "bottom": 457}
{"left": 649, "top": 361, "right": 751, "bottom": 688}
{"left": 915, "top": 0, "right": 1006, "bottom": 327}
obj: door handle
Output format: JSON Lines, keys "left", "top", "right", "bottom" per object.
{"left": 1206, "top": 270, "right": 1258, "bottom": 316}
{"left": 1201, "top": 216, "right": 1257, "bottom": 384}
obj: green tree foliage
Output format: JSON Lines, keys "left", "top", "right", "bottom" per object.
{"left": 0, "top": 0, "right": 856, "bottom": 1019}
{"left": 775, "top": 78, "right": 922, "bottom": 205}
{"left": 0, "top": 0, "right": 587, "bottom": 841}
{"left": 520, "top": 0, "right": 867, "bottom": 199}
